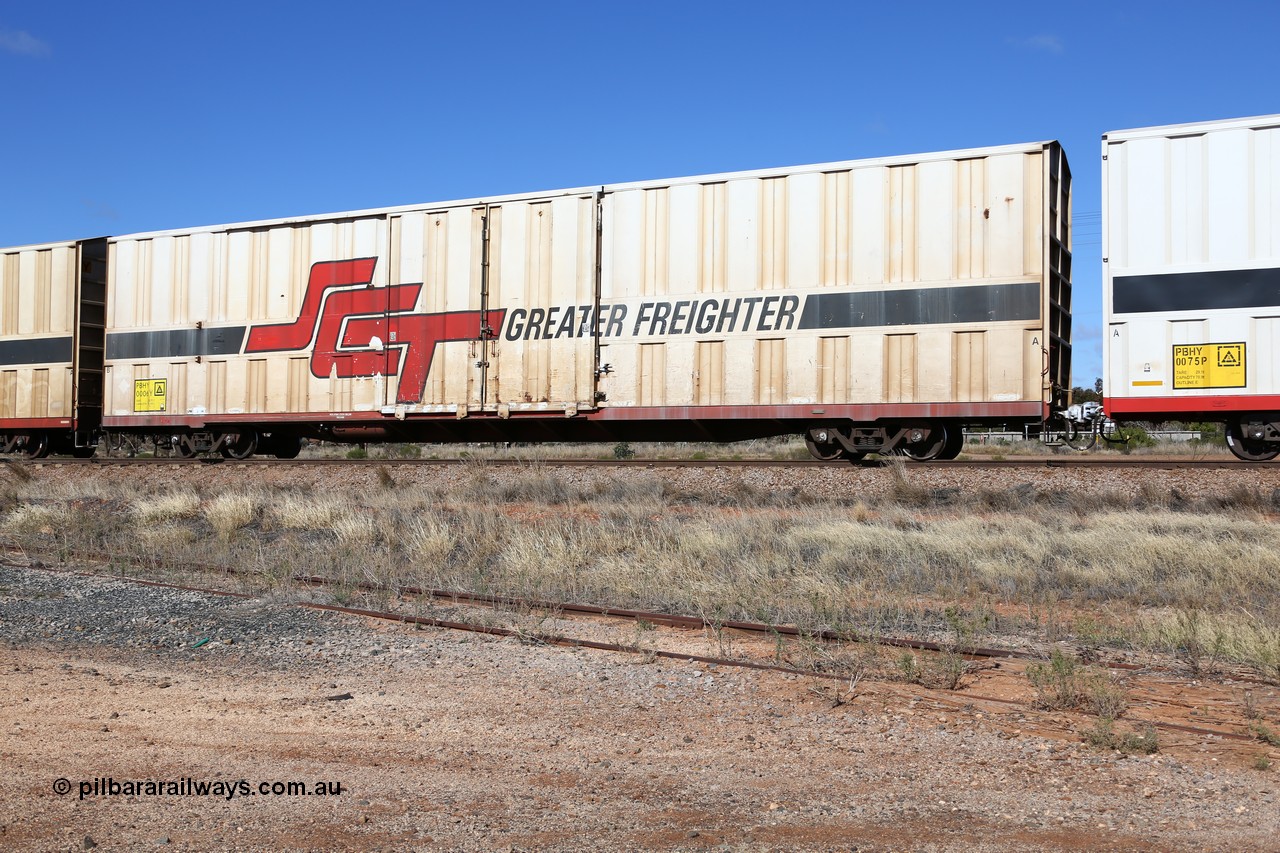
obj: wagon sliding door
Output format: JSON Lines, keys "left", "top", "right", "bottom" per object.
{"left": 485, "top": 194, "right": 600, "bottom": 415}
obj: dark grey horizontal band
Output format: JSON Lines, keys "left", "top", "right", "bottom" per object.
{"left": 106, "top": 326, "right": 247, "bottom": 360}
{"left": 0, "top": 336, "right": 74, "bottom": 366}
{"left": 1113, "top": 267, "right": 1280, "bottom": 314}
{"left": 798, "top": 281, "right": 1040, "bottom": 330}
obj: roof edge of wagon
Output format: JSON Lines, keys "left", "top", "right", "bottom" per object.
{"left": 1102, "top": 112, "right": 1280, "bottom": 142}
{"left": 107, "top": 140, "right": 1061, "bottom": 245}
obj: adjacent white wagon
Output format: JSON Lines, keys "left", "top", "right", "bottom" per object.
{"left": 1103, "top": 113, "right": 1280, "bottom": 459}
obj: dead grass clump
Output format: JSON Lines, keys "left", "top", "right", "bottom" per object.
{"left": 1, "top": 503, "right": 66, "bottom": 536}
{"left": 590, "top": 473, "right": 665, "bottom": 507}
{"left": 138, "top": 524, "right": 198, "bottom": 550}
{"left": 2, "top": 460, "right": 33, "bottom": 483}
{"left": 405, "top": 515, "right": 455, "bottom": 568}
{"left": 1202, "top": 485, "right": 1269, "bottom": 512}
{"left": 132, "top": 490, "right": 201, "bottom": 524}
{"left": 205, "top": 493, "right": 258, "bottom": 539}
{"left": 270, "top": 493, "right": 346, "bottom": 529}
{"left": 479, "top": 470, "right": 573, "bottom": 505}
{"left": 332, "top": 513, "right": 376, "bottom": 547}
{"left": 885, "top": 460, "right": 932, "bottom": 506}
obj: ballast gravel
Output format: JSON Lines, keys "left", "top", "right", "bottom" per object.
{"left": 2, "top": 563, "right": 1278, "bottom": 852}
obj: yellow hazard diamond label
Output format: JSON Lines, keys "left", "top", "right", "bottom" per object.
{"left": 1172, "top": 343, "right": 1246, "bottom": 389}
{"left": 133, "top": 378, "right": 167, "bottom": 412}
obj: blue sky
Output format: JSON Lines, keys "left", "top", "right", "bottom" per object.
{"left": 2, "top": 1, "right": 1277, "bottom": 386}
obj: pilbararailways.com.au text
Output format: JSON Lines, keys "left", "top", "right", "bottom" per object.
{"left": 54, "top": 777, "right": 345, "bottom": 801}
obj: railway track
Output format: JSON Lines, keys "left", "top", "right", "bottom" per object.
{"left": 2, "top": 548, "right": 1272, "bottom": 748}
{"left": 9, "top": 454, "right": 1260, "bottom": 470}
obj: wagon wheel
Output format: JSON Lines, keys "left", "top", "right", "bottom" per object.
{"left": 900, "top": 424, "right": 949, "bottom": 461}
{"left": 804, "top": 432, "right": 846, "bottom": 462}
{"left": 218, "top": 431, "right": 258, "bottom": 460}
{"left": 21, "top": 433, "right": 50, "bottom": 459}
{"left": 1225, "top": 420, "right": 1279, "bottom": 462}
{"left": 937, "top": 426, "right": 965, "bottom": 460}
{"left": 270, "top": 435, "right": 305, "bottom": 459}
{"left": 174, "top": 436, "right": 200, "bottom": 459}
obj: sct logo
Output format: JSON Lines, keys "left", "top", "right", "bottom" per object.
{"left": 243, "top": 259, "right": 502, "bottom": 405}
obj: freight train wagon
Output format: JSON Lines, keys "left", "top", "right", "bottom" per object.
{"left": 1103, "top": 113, "right": 1280, "bottom": 460}
{"left": 2, "top": 140, "right": 1074, "bottom": 459}
{"left": 0, "top": 239, "right": 106, "bottom": 457}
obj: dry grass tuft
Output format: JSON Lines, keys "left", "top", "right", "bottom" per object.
{"left": 132, "top": 490, "right": 201, "bottom": 523}
{"left": 205, "top": 493, "right": 258, "bottom": 538}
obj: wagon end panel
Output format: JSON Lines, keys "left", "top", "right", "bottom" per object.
{"left": 1044, "top": 141, "right": 1073, "bottom": 413}
{"left": 73, "top": 238, "right": 109, "bottom": 433}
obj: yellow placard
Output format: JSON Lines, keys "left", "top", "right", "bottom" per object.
{"left": 134, "top": 379, "right": 167, "bottom": 412}
{"left": 1172, "top": 343, "right": 1246, "bottom": 390}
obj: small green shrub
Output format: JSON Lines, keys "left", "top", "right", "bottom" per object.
{"left": 1027, "top": 649, "right": 1129, "bottom": 717}
{"left": 1084, "top": 717, "right": 1159, "bottom": 754}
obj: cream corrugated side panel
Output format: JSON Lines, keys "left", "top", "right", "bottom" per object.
{"left": 884, "top": 334, "right": 917, "bottom": 403}
{"left": 820, "top": 171, "right": 850, "bottom": 287}
{"left": 817, "top": 336, "right": 849, "bottom": 404}
{"left": 50, "top": 247, "right": 73, "bottom": 334}
{"left": 784, "top": 335, "right": 814, "bottom": 404}
{"left": 0, "top": 371, "right": 13, "bottom": 418}
{"left": 643, "top": 187, "right": 670, "bottom": 297}
{"left": 914, "top": 330, "right": 950, "bottom": 401}
{"left": 667, "top": 183, "right": 700, "bottom": 292}
{"left": 722, "top": 338, "right": 755, "bottom": 405}
{"left": 726, "top": 179, "right": 760, "bottom": 293}
{"left": 150, "top": 237, "right": 175, "bottom": 326}
{"left": 850, "top": 168, "right": 887, "bottom": 285}
{"left": 916, "top": 159, "right": 957, "bottom": 283}
{"left": 986, "top": 153, "right": 1029, "bottom": 279}
{"left": 887, "top": 164, "right": 916, "bottom": 283}
{"left": 17, "top": 250, "right": 39, "bottom": 335}
{"left": 1022, "top": 151, "right": 1045, "bottom": 276}
{"left": 694, "top": 340, "right": 724, "bottom": 405}
{"left": 606, "top": 189, "right": 645, "bottom": 301}
{"left": 699, "top": 182, "right": 728, "bottom": 293}
{"left": 786, "top": 172, "right": 821, "bottom": 291}
{"left": 1, "top": 254, "right": 17, "bottom": 336}
{"left": 755, "top": 339, "right": 785, "bottom": 404}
